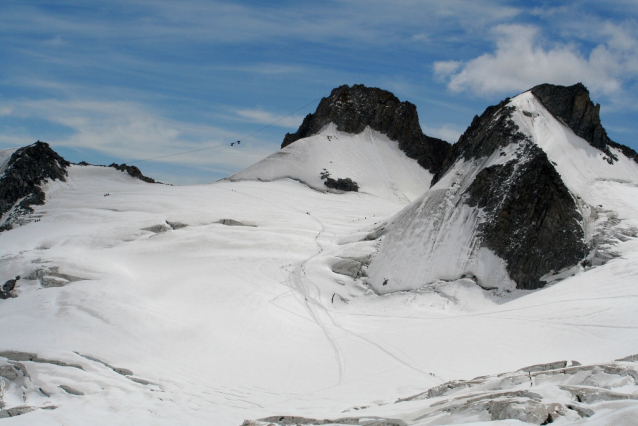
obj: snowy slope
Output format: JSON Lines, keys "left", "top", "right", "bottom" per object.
{"left": 229, "top": 124, "right": 433, "bottom": 203}
{"left": 366, "top": 90, "right": 638, "bottom": 293}
{"left": 512, "top": 92, "right": 638, "bottom": 198}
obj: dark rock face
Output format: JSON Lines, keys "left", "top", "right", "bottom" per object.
{"left": 0, "top": 141, "right": 70, "bottom": 231}
{"left": 531, "top": 83, "right": 638, "bottom": 164}
{"left": 108, "top": 163, "right": 157, "bottom": 183}
{"left": 466, "top": 145, "right": 587, "bottom": 289}
{"left": 282, "top": 84, "right": 452, "bottom": 174}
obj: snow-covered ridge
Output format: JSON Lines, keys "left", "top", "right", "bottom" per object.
{"left": 229, "top": 124, "right": 433, "bottom": 203}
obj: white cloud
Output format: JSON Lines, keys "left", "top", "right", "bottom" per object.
{"left": 235, "top": 109, "right": 304, "bottom": 129}
{"left": 434, "top": 23, "right": 637, "bottom": 97}
{"left": 43, "top": 35, "right": 65, "bottom": 46}
{"left": 433, "top": 61, "right": 463, "bottom": 80}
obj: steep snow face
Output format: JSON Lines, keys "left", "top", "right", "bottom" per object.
{"left": 367, "top": 91, "right": 638, "bottom": 292}
{"left": 229, "top": 124, "right": 433, "bottom": 203}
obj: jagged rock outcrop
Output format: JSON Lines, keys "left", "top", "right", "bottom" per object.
{"left": 0, "top": 141, "right": 70, "bottom": 231}
{"left": 108, "top": 163, "right": 157, "bottom": 183}
{"left": 282, "top": 84, "right": 452, "bottom": 174}
{"left": 531, "top": 83, "right": 638, "bottom": 164}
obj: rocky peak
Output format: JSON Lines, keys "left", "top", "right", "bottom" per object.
{"left": 0, "top": 141, "right": 70, "bottom": 231}
{"left": 531, "top": 83, "right": 638, "bottom": 163}
{"left": 281, "top": 84, "right": 452, "bottom": 174}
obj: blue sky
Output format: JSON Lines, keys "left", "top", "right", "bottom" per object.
{"left": 1, "top": 1, "right": 637, "bottom": 184}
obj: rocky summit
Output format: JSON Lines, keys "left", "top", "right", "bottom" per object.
{"left": 281, "top": 84, "right": 452, "bottom": 174}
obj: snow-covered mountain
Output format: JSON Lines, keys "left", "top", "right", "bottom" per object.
{"left": 230, "top": 84, "right": 451, "bottom": 202}
{"left": 1, "top": 83, "right": 638, "bottom": 425}
{"left": 367, "top": 84, "right": 638, "bottom": 293}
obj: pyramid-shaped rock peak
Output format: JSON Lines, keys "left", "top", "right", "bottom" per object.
{"left": 282, "top": 84, "right": 452, "bottom": 174}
